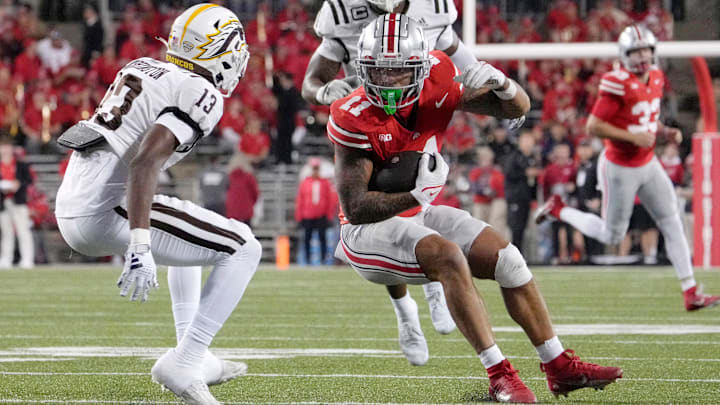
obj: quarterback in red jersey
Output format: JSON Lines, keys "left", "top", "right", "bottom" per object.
{"left": 330, "top": 14, "right": 622, "bottom": 403}
{"left": 537, "top": 24, "right": 719, "bottom": 311}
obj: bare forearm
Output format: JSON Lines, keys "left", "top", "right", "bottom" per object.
{"left": 127, "top": 159, "right": 162, "bottom": 229}
{"left": 587, "top": 116, "right": 635, "bottom": 143}
{"left": 341, "top": 190, "right": 418, "bottom": 224}
{"left": 460, "top": 80, "right": 530, "bottom": 118}
{"left": 301, "top": 76, "right": 325, "bottom": 105}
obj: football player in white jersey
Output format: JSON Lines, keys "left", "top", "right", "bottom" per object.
{"left": 302, "top": 0, "right": 517, "bottom": 366}
{"left": 55, "top": 4, "right": 258, "bottom": 405}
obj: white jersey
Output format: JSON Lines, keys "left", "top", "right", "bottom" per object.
{"left": 313, "top": 0, "right": 457, "bottom": 75}
{"left": 55, "top": 57, "right": 224, "bottom": 218}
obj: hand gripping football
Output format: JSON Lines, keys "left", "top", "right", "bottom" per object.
{"left": 370, "top": 151, "right": 437, "bottom": 193}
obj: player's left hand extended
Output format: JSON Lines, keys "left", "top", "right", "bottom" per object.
{"left": 117, "top": 250, "right": 159, "bottom": 302}
{"left": 454, "top": 61, "right": 507, "bottom": 90}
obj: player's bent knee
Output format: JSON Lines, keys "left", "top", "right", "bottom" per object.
{"left": 495, "top": 243, "right": 533, "bottom": 288}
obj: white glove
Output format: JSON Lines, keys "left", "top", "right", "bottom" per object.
{"left": 410, "top": 152, "right": 449, "bottom": 207}
{"left": 316, "top": 77, "right": 356, "bottom": 105}
{"left": 453, "top": 61, "right": 507, "bottom": 90}
{"left": 117, "top": 248, "right": 159, "bottom": 302}
{"left": 0, "top": 180, "right": 16, "bottom": 192}
{"left": 507, "top": 115, "right": 526, "bottom": 132}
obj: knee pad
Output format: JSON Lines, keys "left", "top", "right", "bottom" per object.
{"left": 495, "top": 243, "right": 533, "bottom": 288}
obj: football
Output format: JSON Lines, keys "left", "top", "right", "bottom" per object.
{"left": 369, "top": 151, "right": 436, "bottom": 193}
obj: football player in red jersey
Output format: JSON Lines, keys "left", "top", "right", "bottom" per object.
{"left": 329, "top": 14, "right": 623, "bottom": 403}
{"left": 536, "top": 25, "right": 719, "bottom": 312}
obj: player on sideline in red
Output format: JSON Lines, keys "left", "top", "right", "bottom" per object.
{"left": 329, "top": 13, "right": 623, "bottom": 403}
{"left": 536, "top": 24, "right": 720, "bottom": 312}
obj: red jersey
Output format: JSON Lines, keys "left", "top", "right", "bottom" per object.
{"left": 542, "top": 162, "right": 576, "bottom": 199}
{"left": 468, "top": 166, "right": 505, "bottom": 203}
{"left": 327, "top": 51, "right": 463, "bottom": 223}
{"left": 591, "top": 67, "right": 665, "bottom": 167}
{"left": 661, "top": 155, "right": 684, "bottom": 185}
{"left": 295, "top": 176, "right": 337, "bottom": 222}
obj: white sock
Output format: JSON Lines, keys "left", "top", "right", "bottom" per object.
{"left": 535, "top": 336, "right": 565, "bottom": 363}
{"left": 479, "top": 344, "right": 505, "bottom": 369}
{"left": 680, "top": 277, "right": 697, "bottom": 292}
{"left": 391, "top": 292, "right": 418, "bottom": 324}
{"left": 656, "top": 215, "right": 695, "bottom": 285}
{"left": 176, "top": 240, "right": 261, "bottom": 366}
{"left": 176, "top": 313, "right": 219, "bottom": 367}
{"left": 559, "top": 207, "right": 612, "bottom": 244}
{"left": 168, "top": 266, "right": 202, "bottom": 343}
{"left": 422, "top": 281, "right": 443, "bottom": 299}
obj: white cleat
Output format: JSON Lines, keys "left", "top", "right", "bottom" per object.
{"left": 203, "top": 351, "right": 248, "bottom": 386}
{"left": 151, "top": 349, "right": 220, "bottom": 405}
{"left": 398, "top": 320, "right": 429, "bottom": 366}
{"left": 425, "top": 289, "right": 456, "bottom": 335}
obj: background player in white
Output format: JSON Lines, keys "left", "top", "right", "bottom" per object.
{"left": 330, "top": 14, "right": 623, "bottom": 403}
{"left": 55, "top": 4, "right": 260, "bottom": 404}
{"left": 302, "top": 0, "right": 495, "bottom": 366}
{"left": 535, "top": 24, "right": 719, "bottom": 311}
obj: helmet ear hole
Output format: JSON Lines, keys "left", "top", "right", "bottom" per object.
{"left": 222, "top": 61, "right": 232, "bottom": 69}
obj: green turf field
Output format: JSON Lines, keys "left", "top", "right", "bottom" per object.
{"left": 0, "top": 265, "right": 719, "bottom": 404}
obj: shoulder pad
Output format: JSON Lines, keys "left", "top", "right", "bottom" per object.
{"left": 314, "top": 0, "right": 373, "bottom": 38}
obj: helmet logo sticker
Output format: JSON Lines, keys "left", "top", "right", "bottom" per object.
{"left": 194, "top": 19, "right": 243, "bottom": 61}
{"left": 182, "top": 41, "right": 193, "bottom": 52}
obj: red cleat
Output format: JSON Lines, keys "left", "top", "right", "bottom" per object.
{"left": 487, "top": 360, "right": 537, "bottom": 403}
{"left": 534, "top": 195, "right": 565, "bottom": 225}
{"left": 540, "top": 350, "right": 623, "bottom": 398}
{"left": 684, "top": 285, "right": 720, "bottom": 311}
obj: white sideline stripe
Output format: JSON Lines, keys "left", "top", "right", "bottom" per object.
{"left": 1, "top": 371, "right": 719, "bottom": 384}
{"left": 2, "top": 347, "right": 720, "bottom": 364}
{"left": 2, "top": 323, "right": 719, "bottom": 335}
{"left": 0, "top": 401, "right": 453, "bottom": 405}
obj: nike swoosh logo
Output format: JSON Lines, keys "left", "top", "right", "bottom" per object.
{"left": 428, "top": 191, "right": 439, "bottom": 197}
{"left": 435, "top": 92, "right": 449, "bottom": 108}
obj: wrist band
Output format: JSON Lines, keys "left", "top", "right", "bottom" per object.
{"left": 130, "top": 228, "right": 151, "bottom": 247}
{"left": 493, "top": 79, "right": 517, "bottom": 100}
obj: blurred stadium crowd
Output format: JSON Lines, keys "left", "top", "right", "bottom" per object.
{"left": 0, "top": 0, "right": 705, "bottom": 267}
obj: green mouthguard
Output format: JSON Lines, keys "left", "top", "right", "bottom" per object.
{"left": 380, "top": 88, "right": 402, "bottom": 115}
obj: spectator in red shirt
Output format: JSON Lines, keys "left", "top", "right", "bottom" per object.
{"left": 119, "top": 25, "right": 150, "bottom": 65}
{"left": 21, "top": 90, "right": 61, "bottom": 152}
{"left": 218, "top": 98, "right": 246, "bottom": 148}
{"left": 477, "top": 5, "right": 509, "bottom": 43}
{"left": 225, "top": 154, "right": 260, "bottom": 226}
{"left": 444, "top": 113, "right": 476, "bottom": 157}
{"left": 468, "top": 146, "right": 507, "bottom": 238}
{"left": 91, "top": 46, "right": 122, "bottom": 87}
{"left": 295, "top": 157, "right": 337, "bottom": 265}
{"left": 514, "top": 17, "right": 542, "bottom": 43}
{"left": 0, "top": 137, "right": 34, "bottom": 268}
{"left": 239, "top": 114, "right": 271, "bottom": 165}
{"left": 661, "top": 143, "right": 684, "bottom": 186}
{"left": 54, "top": 50, "right": 86, "bottom": 92}
{"left": 542, "top": 143, "right": 577, "bottom": 263}
{"left": 13, "top": 41, "right": 43, "bottom": 85}
{"left": 274, "top": 0, "right": 310, "bottom": 30}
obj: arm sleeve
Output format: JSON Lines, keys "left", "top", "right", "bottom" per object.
{"left": 327, "top": 104, "right": 373, "bottom": 151}
{"left": 155, "top": 78, "right": 224, "bottom": 151}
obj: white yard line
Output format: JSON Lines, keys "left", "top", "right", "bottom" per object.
{"left": 1, "top": 371, "right": 719, "bottom": 384}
